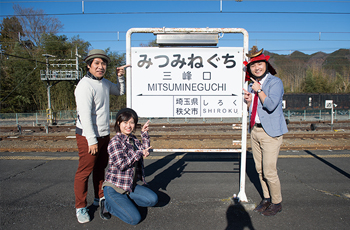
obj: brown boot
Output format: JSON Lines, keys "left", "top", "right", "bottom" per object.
{"left": 253, "top": 199, "right": 271, "bottom": 213}
{"left": 261, "top": 203, "right": 282, "bottom": 216}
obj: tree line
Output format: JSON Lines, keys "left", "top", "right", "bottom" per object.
{"left": 0, "top": 5, "right": 126, "bottom": 113}
{"left": 1, "top": 5, "right": 349, "bottom": 113}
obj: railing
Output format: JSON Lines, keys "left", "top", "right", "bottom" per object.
{"left": 0, "top": 110, "right": 77, "bottom": 126}
{"left": 40, "top": 70, "right": 81, "bottom": 80}
{"left": 1, "top": 109, "right": 349, "bottom": 127}
{"left": 283, "top": 109, "right": 350, "bottom": 122}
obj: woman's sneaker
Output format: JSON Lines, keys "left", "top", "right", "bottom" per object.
{"left": 99, "top": 197, "right": 111, "bottom": 220}
{"left": 76, "top": 207, "right": 90, "bottom": 223}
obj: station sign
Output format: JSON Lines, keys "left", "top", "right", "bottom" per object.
{"left": 325, "top": 100, "right": 333, "bottom": 109}
{"left": 130, "top": 47, "right": 243, "bottom": 118}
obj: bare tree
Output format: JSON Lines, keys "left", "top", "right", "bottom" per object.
{"left": 13, "top": 4, "right": 63, "bottom": 47}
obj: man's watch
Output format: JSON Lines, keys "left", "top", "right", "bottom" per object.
{"left": 257, "top": 89, "right": 263, "bottom": 93}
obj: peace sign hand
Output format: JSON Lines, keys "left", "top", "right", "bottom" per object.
{"left": 143, "top": 146, "right": 152, "bottom": 158}
{"left": 142, "top": 120, "right": 150, "bottom": 133}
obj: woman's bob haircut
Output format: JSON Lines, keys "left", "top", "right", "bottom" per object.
{"left": 114, "top": 108, "right": 138, "bottom": 133}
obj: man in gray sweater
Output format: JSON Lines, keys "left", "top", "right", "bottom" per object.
{"left": 74, "top": 49, "right": 129, "bottom": 223}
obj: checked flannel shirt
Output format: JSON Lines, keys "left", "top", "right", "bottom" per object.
{"left": 105, "top": 131, "right": 150, "bottom": 193}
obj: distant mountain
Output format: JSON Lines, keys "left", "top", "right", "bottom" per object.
{"left": 308, "top": 52, "right": 327, "bottom": 68}
{"left": 323, "top": 49, "right": 350, "bottom": 73}
{"left": 265, "top": 48, "right": 350, "bottom": 74}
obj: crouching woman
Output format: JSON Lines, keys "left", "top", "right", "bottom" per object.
{"left": 101, "top": 108, "right": 158, "bottom": 225}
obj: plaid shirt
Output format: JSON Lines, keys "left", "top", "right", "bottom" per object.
{"left": 105, "top": 131, "right": 150, "bottom": 193}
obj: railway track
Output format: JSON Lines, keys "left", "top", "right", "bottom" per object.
{"left": 1, "top": 121, "right": 349, "bottom": 152}
{"left": 1, "top": 120, "right": 350, "bottom": 133}
{"left": 1, "top": 132, "right": 349, "bottom": 141}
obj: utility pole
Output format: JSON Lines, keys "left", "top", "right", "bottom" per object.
{"left": 40, "top": 48, "right": 82, "bottom": 125}
{"left": 76, "top": 46, "right": 81, "bottom": 72}
{"left": 42, "top": 54, "right": 56, "bottom": 124}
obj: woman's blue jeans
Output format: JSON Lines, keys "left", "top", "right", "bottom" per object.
{"left": 103, "top": 185, "right": 158, "bottom": 225}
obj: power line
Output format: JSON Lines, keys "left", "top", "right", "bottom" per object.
{"left": 1, "top": 44, "right": 348, "bottom": 55}
{"left": 1, "top": 53, "right": 47, "bottom": 64}
{"left": 1, "top": 0, "right": 350, "bottom": 2}
{"left": 1, "top": 39, "right": 349, "bottom": 46}
{"left": 2, "top": 30, "right": 350, "bottom": 34}
{"left": 1, "top": 11, "right": 350, "bottom": 18}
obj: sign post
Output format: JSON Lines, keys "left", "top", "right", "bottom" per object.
{"left": 325, "top": 100, "right": 334, "bottom": 131}
{"left": 126, "top": 28, "right": 249, "bottom": 202}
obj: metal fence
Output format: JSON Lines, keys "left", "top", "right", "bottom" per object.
{"left": 284, "top": 109, "right": 350, "bottom": 122}
{"left": 0, "top": 110, "right": 77, "bottom": 126}
{"left": 283, "top": 93, "right": 350, "bottom": 110}
{"left": 1, "top": 109, "right": 349, "bottom": 127}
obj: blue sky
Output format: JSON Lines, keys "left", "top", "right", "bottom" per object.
{"left": 1, "top": 0, "right": 349, "bottom": 55}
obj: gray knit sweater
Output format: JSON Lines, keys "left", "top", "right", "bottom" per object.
{"left": 75, "top": 75, "right": 125, "bottom": 145}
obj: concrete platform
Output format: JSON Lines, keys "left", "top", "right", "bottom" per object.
{"left": 1, "top": 150, "right": 349, "bottom": 229}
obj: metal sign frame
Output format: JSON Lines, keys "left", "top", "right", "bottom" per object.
{"left": 126, "top": 28, "right": 249, "bottom": 202}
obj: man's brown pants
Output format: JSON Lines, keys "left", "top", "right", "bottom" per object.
{"left": 74, "top": 134, "right": 110, "bottom": 208}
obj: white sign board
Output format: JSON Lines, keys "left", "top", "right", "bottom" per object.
{"left": 325, "top": 100, "right": 333, "bottom": 109}
{"left": 129, "top": 47, "right": 243, "bottom": 118}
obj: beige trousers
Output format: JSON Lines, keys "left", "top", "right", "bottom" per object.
{"left": 251, "top": 126, "right": 283, "bottom": 204}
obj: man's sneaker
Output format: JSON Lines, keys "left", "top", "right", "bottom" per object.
{"left": 99, "top": 197, "right": 111, "bottom": 220}
{"left": 93, "top": 198, "right": 99, "bottom": 206}
{"left": 76, "top": 207, "right": 90, "bottom": 223}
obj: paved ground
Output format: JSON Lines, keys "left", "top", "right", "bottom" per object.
{"left": 1, "top": 150, "right": 349, "bottom": 230}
